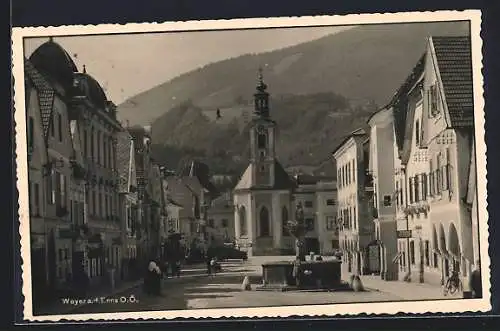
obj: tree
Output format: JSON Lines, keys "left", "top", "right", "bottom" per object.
{"left": 286, "top": 202, "right": 307, "bottom": 261}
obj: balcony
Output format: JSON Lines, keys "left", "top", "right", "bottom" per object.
{"left": 403, "top": 202, "right": 430, "bottom": 217}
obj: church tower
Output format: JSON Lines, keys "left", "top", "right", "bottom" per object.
{"left": 250, "top": 68, "right": 276, "bottom": 187}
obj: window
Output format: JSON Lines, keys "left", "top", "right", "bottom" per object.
{"left": 383, "top": 195, "right": 392, "bottom": 207}
{"left": 415, "top": 120, "right": 420, "bottom": 145}
{"left": 103, "top": 137, "right": 107, "bottom": 168}
{"left": 57, "top": 113, "right": 63, "bottom": 142}
{"left": 83, "top": 129, "right": 88, "bottom": 157}
{"left": 259, "top": 207, "right": 270, "bottom": 237}
{"left": 436, "top": 155, "right": 442, "bottom": 194}
{"left": 326, "top": 216, "right": 336, "bottom": 231}
{"left": 28, "top": 116, "right": 34, "bottom": 150}
{"left": 430, "top": 85, "right": 439, "bottom": 117}
{"left": 34, "top": 183, "right": 40, "bottom": 215}
{"left": 422, "top": 173, "right": 428, "bottom": 200}
{"left": 97, "top": 132, "right": 101, "bottom": 165}
{"left": 208, "top": 219, "right": 214, "bottom": 228}
{"left": 57, "top": 173, "right": 67, "bottom": 209}
{"left": 239, "top": 206, "right": 247, "bottom": 236}
{"left": 353, "top": 206, "right": 357, "bottom": 228}
{"left": 444, "top": 148, "right": 451, "bottom": 191}
{"left": 90, "top": 128, "right": 95, "bottom": 160}
{"left": 304, "top": 201, "right": 313, "bottom": 208}
{"left": 305, "top": 217, "right": 315, "bottom": 231}
{"left": 347, "top": 163, "right": 351, "bottom": 184}
{"left": 257, "top": 133, "right": 267, "bottom": 149}
{"left": 91, "top": 189, "right": 96, "bottom": 216}
{"left": 221, "top": 219, "right": 228, "bottom": 228}
{"left": 352, "top": 160, "right": 356, "bottom": 183}
{"left": 425, "top": 240, "right": 430, "bottom": 266}
{"left": 395, "top": 181, "right": 400, "bottom": 206}
{"left": 409, "top": 177, "right": 414, "bottom": 203}
{"left": 326, "top": 199, "right": 335, "bottom": 206}
{"left": 281, "top": 207, "right": 289, "bottom": 236}
{"left": 414, "top": 175, "right": 420, "bottom": 202}
{"left": 429, "top": 159, "right": 435, "bottom": 196}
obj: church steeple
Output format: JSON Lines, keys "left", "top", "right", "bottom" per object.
{"left": 254, "top": 67, "right": 270, "bottom": 118}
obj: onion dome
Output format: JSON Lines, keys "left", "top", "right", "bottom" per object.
{"left": 73, "top": 69, "right": 108, "bottom": 110}
{"left": 29, "top": 38, "right": 78, "bottom": 95}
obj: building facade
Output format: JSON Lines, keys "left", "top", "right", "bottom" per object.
{"left": 206, "top": 193, "right": 236, "bottom": 247}
{"left": 315, "top": 180, "right": 339, "bottom": 254}
{"left": 333, "top": 129, "right": 373, "bottom": 275}
{"left": 116, "top": 130, "right": 139, "bottom": 280}
{"left": 367, "top": 106, "right": 399, "bottom": 281}
{"left": 233, "top": 70, "right": 295, "bottom": 256}
{"left": 421, "top": 36, "right": 476, "bottom": 286}
{"left": 28, "top": 41, "right": 80, "bottom": 294}
{"left": 25, "top": 59, "right": 51, "bottom": 303}
{"left": 72, "top": 67, "right": 122, "bottom": 287}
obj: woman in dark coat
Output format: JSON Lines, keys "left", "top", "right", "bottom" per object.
{"left": 469, "top": 260, "right": 482, "bottom": 298}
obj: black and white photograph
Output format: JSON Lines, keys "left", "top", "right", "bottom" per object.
{"left": 12, "top": 10, "right": 489, "bottom": 321}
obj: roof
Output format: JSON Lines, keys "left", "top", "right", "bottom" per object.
{"left": 234, "top": 161, "right": 296, "bottom": 191}
{"left": 73, "top": 72, "right": 108, "bottom": 110}
{"left": 166, "top": 197, "right": 183, "bottom": 208}
{"left": 431, "top": 36, "right": 473, "bottom": 128}
{"left": 390, "top": 53, "right": 426, "bottom": 154}
{"left": 331, "top": 129, "right": 368, "bottom": 157}
{"left": 178, "top": 160, "right": 218, "bottom": 195}
{"left": 28, "top": 39, "right": 77, "bottom": 95}
{"left": 24, "top": 58, "right": 55, "bottom": 140}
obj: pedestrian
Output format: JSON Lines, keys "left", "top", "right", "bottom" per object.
{"left": 206, "top": 250, "right": 213, "bottom": 276}
{"left": 175, "top": 259, "right": 181, "bottom": 278}
{"left": 145, "top": 259, "right": 162, "bottom": 295}
{"left": 469, "top": 260, "right": 482, "bottom": 298}
{"left": 210, "top": 257, "right": 220, "bottom": 276}
{"left": 292, "top": 256, "right": 301, "bottom": 287}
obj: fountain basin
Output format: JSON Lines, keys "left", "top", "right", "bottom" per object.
{"left": 257, "top": 259, "right": 342, "bottom": 291}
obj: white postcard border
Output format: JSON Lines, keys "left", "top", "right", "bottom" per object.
{"left": 12, "top": 9, "right": 490, "bottom": 322}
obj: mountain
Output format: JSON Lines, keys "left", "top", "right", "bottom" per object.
{"left": 117, "top": 22, "right": 469, "bottom": 126}
{"left": 119, "top": 21, "right": 469, "bottom": 177}
{"left": 150, "top": 92, "right": 375, "bottom": 176}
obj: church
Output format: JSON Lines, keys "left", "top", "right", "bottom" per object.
{"left": 233, "top": 69, "right": 296, "bottom": 256}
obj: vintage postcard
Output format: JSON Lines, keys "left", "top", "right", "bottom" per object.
{"left": 12, "top": 10, "right": 490, "bottom": 322}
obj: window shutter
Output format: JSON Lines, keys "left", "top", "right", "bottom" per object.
{"left": 422, "top": 173, "right": 427, "bottom": 200}
{"left": 446, "top": 148, "right": 452, "bottom": 191}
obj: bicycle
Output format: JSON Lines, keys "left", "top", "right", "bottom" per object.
{"left": 443, "top": 270, "right": 463, "bottom": 296}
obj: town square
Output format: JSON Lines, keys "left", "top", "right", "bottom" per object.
{"left": 13, "top": 11, "right": 488, "bottom": 320}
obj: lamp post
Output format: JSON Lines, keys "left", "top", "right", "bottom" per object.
{"left": 416, "top": 225, "right": 425, "bottom": 283}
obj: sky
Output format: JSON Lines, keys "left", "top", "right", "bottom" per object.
{"left": 24, "top": 25, "right": 352, "bottom": 105}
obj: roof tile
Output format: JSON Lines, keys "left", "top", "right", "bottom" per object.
{"left": 24, "top": 59, "right": 55, "bottom": 139}
{"left": 432, "top": 36, "right": 474, "bottom": 127}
